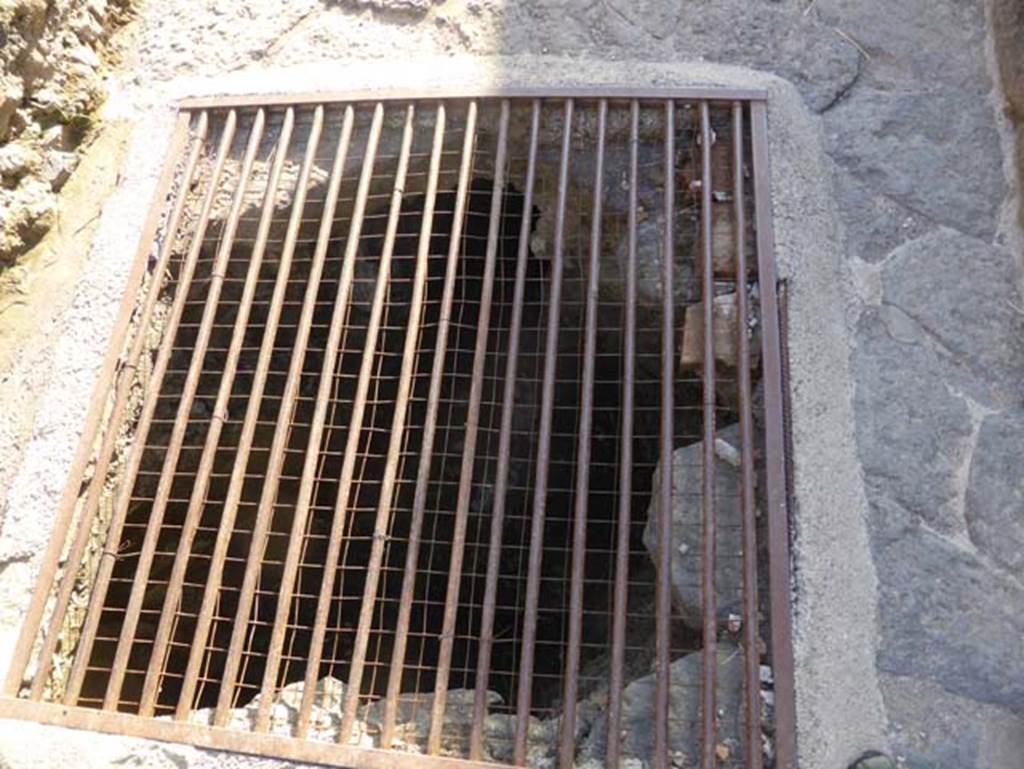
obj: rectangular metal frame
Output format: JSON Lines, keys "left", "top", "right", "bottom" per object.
{"left": 0, "top": 87, "right": 795, "bottom": 769}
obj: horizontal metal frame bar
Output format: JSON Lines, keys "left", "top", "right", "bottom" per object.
{"left": 178, "top": 85, "right": 768, "bottom": 110}
{"left": 0, "top": 699, "right": 503, "bottom": 769}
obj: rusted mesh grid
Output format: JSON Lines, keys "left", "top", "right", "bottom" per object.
{"left": 8, "top": 95, "right": 789, "bottom": 769}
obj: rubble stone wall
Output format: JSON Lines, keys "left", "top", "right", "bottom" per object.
{"left": 0, "top": 0, "right": 134, "bottom": 264}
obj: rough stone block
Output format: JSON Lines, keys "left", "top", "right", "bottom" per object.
{"left": 667, "top": 1, "right": 862, "bottom": 113}
{"left": 577, "top": 645, "right": 746, "bottom": 768}
{"left": 874, "top": 518, "right": 1024, "bottom": 713}
{"left": 812, "top": 0, "right": 990, "bottom": 93}
{"left": 826, "top": 91, "right": 1006, "bottom": 241}
{"left": 879, "top": 228, "right": 1024, "bottom": 403}
{"left": 0, "top": 141, "right": 42, "bottom": 178}
{"left": 880, "top": 673, "right": 1024, "bottom": 769}
{"left": 965, "top": 408, "right": 1024, "bottom": 575}
{"left": 679, "top": 292, "right": 754, "bottom": 371}
{"left": 853, "top": 309, "right": 975, "bottom": 537}
{"left": 644, "top": 424, "right": 745, "bottom": 629}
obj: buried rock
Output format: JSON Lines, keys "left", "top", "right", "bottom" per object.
{"left": 576, "top": 645, "right": 746, "bottom": 768}
{"left": 643, "top": 424, "right": 745, "bottom": 629}
{"left": 181, "top": 676, "right": 349, "bottom": 741}
{"left": 180, "top": 677, "right": 557, "bottom": 763}
{"left": 362, "top": 688, "right": 537, "bottom": 760}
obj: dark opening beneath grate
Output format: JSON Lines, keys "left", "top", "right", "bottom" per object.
{"left": 4, "top": 92, "right": 794, "bottom": 769}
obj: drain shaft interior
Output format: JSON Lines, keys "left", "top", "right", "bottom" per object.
{"left": 4, "top": 93, "right": 793, "bottom": 769}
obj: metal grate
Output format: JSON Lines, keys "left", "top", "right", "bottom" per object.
{"left": 1, "top": 90, "right": 794, "bottom": 769}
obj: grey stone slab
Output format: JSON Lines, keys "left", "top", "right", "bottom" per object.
{"left": 965, "top": 409, "right": 1024, "bottom": 575}
{"left": 880, "top": 228, "right": 1024, "bottom": 404}
{"left": 643, "top": 425, "right": 745, "bottom": 630}
{"left": 668, "top": 1, "right": 863, "bottom": 113}
{"left": 853, "top": 309, "right": 975, "bottom": 538}
{"left": 812, "top": 0, "right": 991, "bottom": 93}
{"left": 496, "top": 1, "right": 863, "bottom": 113}
{"left": 832, "top": 164, "right": 934, "bottom": 263}
{"left": 881, "top": 673, "right": 1024, "bottom": 769}
{"left": 874, "top": 520, "right": 1024, "bottom": 713}
{"left": 825, "top": 89, "right": 1006, "bottom": 240}
{"left": 577, "top": 644, "right": 747, "bottom": 768}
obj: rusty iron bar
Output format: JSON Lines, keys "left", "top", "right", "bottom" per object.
{"left": 172, "top": 106, "right": 306, "bottom": 719}
{"left": 0, "top": 699, "right": 505, "bottom": 769}
{"left": 249, "top": 103, "right": 401, "bottom": 733}
{"left": 63, "top": 110, "right": 237, "bottom": 707}
{"left": 138, "top": 106, "right": 285, "bottom": 717}
{"left": 289, "top": 101, "right": 387, "bottom": 738}
{"left": 699, "top": 99, "right": 719, "bottom": 769}
{"left": 653, "top": 99, "right": 674, "bottom": 769}
{"left": 179, "top": 86, "right": 769, "bottom": 111}
{"left": 377, "top": 100, "right": 480, "bottom": 748}
{"left": 1, "top": 92, "right": 797, "bottom": 769}
{"left": 103, "top": 108, "right": 262, "bottom": 712}
{"left": 329, "top": 103, "right": 420, "bottom": 739}
{"left": 293, "top": 98, "right": 407, "bottom": 738}
{"left": 260, "top": 102, "right": 425, "bottom": 734}
{"left": 468, "top": 97, "right": 541, "bottom": 761}
{"left": 139, "top": 106, "right": 287, "bottom": 716}
{"left": 513, "top": 97, "right": 573, "bottom": 766}
{"left": 606, "top": 97, "right": 639, "bottom": 769}
{"left": 14, "top": 110, "right": 199, "bottom": 701}
{"left": 335, "top": 103, "right": 445, "bottom": 738}
{"left": 557, "top": 97, "right": 606, "bottom": 769}
{"left": 282, "top": 99, "right": 384, "bottom": 735}
{"left": 751, "top": 99, "right": 797, "bottom": 769}
{"left": 733, "top": 102, "right": 763, "bottom": 769}
{"left": 210, "top": 105, "right": 330, "bottom": 726}
{"left": 424, "top": 99, "right": 512, "bottom": 756}
{"left": 251, "top": 100, "right": 404, "bottom": 733}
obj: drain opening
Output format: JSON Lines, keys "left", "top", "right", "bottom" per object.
{"left": 5, "top": 93, "right": 793, "bottom": 769}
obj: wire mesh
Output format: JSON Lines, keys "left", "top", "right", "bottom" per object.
{"left": 5, "top": 93, "right": 790, "bottom": 769}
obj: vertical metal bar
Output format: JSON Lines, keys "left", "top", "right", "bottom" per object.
{"left": 377, "top": 101, "right": 479, "bottom": 748}
{"left": 138, "top": 107, "right": 282, "bottom": 717}
{"left": 699, "top": 99, "right": 718, "bottom": 769}
{"left": 210, "top": 104, "right": 331, "bottom": 727}
{"left": 733, "top": 102, "right": 763, "bottom": 769}
{"left": 12, "top": 110, "right": 198, "bottom": 700}
{"left": 63, "top": 110, "right": 234, "bottom": 706}
{"left": 606, "top": 98, "right": 639, "bottom": 769}
{"left": 653, "top": 99, "right": 674, "bottom": 769}
{"left": 247, "top": 103, "right": 375, "bottom": 734}
{"left": 138, "top": 107, "right": 281, "bottom": 717}
{"left": 425, "top": 99, "right": 511, "bottom": 756}
{"left": 468, "top": 98, "right": 540, "bottom": 761}
{"left": 334, "top": 104, "right": 443, "bottom": 737}
{"left": 513, "top": 97, "right": 572, "bottom": 766}
{"left": 290, "top": 101, "right": 386, "bottom": 738}
{"left": 750, "top": 99, "right": 796, "bottom": 769}
{"left": 557, "top": 97, "right": 605, "bottom": 769}
{"left": 173, "top": 107, "right": 302, "bottom": 719}
{"left": 103, "top": 108, "right": 257, "bottom": 712}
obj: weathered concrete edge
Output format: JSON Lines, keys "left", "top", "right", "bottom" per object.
{"left": 756, "top": 76, "right": 890, "bottom": 769}
{"left": 0, "top": 106, "right": 177, "bottom": 674}
{"left": 1, "top": 57, "right": 888, "bottom": 767}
